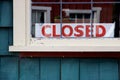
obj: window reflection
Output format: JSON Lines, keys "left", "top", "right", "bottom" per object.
{"left": 31, "top": 0, "right": 120, "bottom": 38}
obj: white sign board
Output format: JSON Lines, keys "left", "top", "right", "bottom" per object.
{"left": 35, "top": 23, "right": 115, "bottom": 38}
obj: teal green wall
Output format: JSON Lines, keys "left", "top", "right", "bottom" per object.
{"left": 0, "top": 0, "right": 119, "bottom": 80}
{"left": 0, "top": 58, "right": 119, "bottom": 80}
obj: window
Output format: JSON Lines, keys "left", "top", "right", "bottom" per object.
{"left": 63, "top": 7, "right": 101, "bottom": 23}
{"left": 9, "top": 0, "right": 120, "bottom": 52}
{"left": 31, "top": 6, "right": 51, "bottom": 37}
{"left": 70, "top": 13, "right": 91, "bottom": 23}
{"left": 32, "top": 10, "right": 45, "bottom": 37}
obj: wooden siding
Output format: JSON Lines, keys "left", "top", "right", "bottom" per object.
{"left": 0, "top": 0, "right": 13, "bottom": 27}
{"left": 0, "top": 57, "right": 18, "bottom": 80}
{"left": 0, "top": 58, "right": 119, "bottom": 80}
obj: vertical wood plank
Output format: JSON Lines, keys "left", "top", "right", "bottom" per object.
{"left": 61, "top": 58, "right": 79, "bottom": 80}
{"left": 0, "top": 1, "right": 1, "bottom": 25}
{"left": 0, "top": 57, "right": 18, "bottom": 80}
{"left": 20, "top": 58, "right": 39, "bottom": 80}
{"left": 0, "top": 28, "right": 9, "bottom": 54}
{"left": 0, "top": 0, "right": 13, "bottom": 27}
{"left": 40, "top": 58, "right": 60, "bottom": 80}
{"left": 100, "top": 59, "right": 118, "bottom": 80}
{"left": 8, "top": 28, "right": 13, "bottom": 45}
{"left": 80, "top": 59, "right": 99, "bottom": 80}
{"left": 0, "top": 57, "right": 1, "bottom": 79}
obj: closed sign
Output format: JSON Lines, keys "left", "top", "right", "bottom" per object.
{"left": 35, "top": 23, "right": 115, "bottom": 38}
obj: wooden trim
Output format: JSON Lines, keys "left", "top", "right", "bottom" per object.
{"left": 20, "top": 52, "right": 120, "bottom": 58}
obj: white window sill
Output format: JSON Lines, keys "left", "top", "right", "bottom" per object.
{"left": 9, "top": 45, "right": 120, "bottom": 52}
{"left": 9, "top": 38, "right": 120, "bottom": 52}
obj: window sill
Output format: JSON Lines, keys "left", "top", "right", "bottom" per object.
{"left": 9, "top": 45, "right": 120, "bottom": 52}
{"left": 9, "top": 38, "right": 120, "bottom": 52}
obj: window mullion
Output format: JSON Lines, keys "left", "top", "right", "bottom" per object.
{"left": 83, "top": 14, "right": 85, "bottom": 23}
{"left": 91, "top": 0, "right": 93, "bottom": 37}
{"left": 60, "top": 0, "right": 63, "bottom": 38}
{"left": 36, "top": 11, "right": 37, "bottom": 23}
{"left": 75, "top": 14, "right": 77, "bottom": 23}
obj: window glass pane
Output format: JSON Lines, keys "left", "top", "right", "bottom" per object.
{"left": 62, "top": 4, "right": 91, "bottom": 23}
{"left": 84, "top": 14, "right": 91, "bottom": 19}
{"left": 31, "top": 0, "right": 120, "bottom": 38}
{"left": 32, "top": 10, "right": 36, "bottom": 24}
{"left": 62, "top": 0, "right": 91, "bottom": 2}
{"left": 93, "top": 0, "right": 119, "bottom": 2}
{"left": 77, "top": 14, "right": 83, "bottom": 19}
{"left": 69, "top": 13, "right": 92, "bottom": 23}
{"left": 93, "top": 2, "right": 120, "bottom": 37}
{"left": 31, "top": 1, "right": 60, "bottom": 38}
{"left": 32, "top": 0, "right": 60, "bottom": 2}
{"left": 32, "top": 10, "right": 45, "bottom": 37}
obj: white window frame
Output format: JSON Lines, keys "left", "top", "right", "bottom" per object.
{"left": 9, "top": 0, "right": 120, "bottom": 52}
{"left": 63, "top": 7, "right": 102, "bottom": 23}
{"left": 31, "top": 6, "right": 51, "bottom": 37}
{"left": 32, "top": 6, "right": 51, "bottom": 23}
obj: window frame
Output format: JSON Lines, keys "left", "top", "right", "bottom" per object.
{"left": 9, "top": 0, "right": 120, "bottom": 52}
{"left": 31, "top": 6, "right": 51, "bottom": 37}
{"left": 32, "top": 6, "right": 51, "bottom": 23}
{"left": 63, "top": 7, "right": 102, "bottom": 23}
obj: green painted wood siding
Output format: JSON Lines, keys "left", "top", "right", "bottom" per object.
{"left": 0, "top": 58, "right": 119, "bottom": 80}
{"left": 0, "top": 0, "right": 13, "bottom": 27}
{"left": 0, "top": 0, "right": 13, "bottom": 55}
{"left": 0, "top": 57, "right": 18, "bottom": 80}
